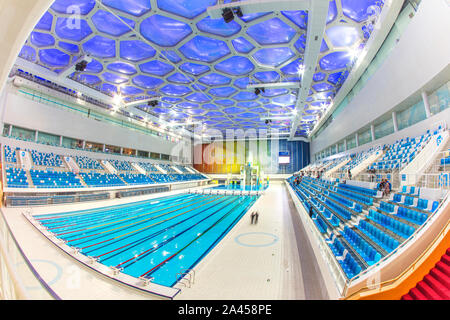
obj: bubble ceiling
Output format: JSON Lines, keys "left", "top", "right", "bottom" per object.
{"left": 18, "top": 0, "right": 385, "bottom": 137}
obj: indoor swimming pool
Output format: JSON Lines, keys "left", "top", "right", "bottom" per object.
{"left": 32, "top": 193, "right": 258, "bottom": 287}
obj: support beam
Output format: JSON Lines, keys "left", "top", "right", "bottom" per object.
{"left": 207, "top": 0, "right": 310, "bottom": 19}
{"left": 247, "top": 82, "right": 300, "bottom": 90}
{"left": 289, "top": 0, "right": 329, "bottom": 139}
{"left": 422, "top": 91, "right": 432, "bottom": 118}
{"left": 371, "top": 124, "right": 375, "bottom": 141}
{"left": 392, "top": 111, "right": 398, "bottom": 132}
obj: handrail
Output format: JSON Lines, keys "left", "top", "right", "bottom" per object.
{"left": 341, "top": 190, "right": 449, "bottom": 297}
{"left": 344, "top": 216, "right": 450, "bottom": 300}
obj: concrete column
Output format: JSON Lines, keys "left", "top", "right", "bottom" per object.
{"left": 370, "top": 124, "right": 375, "bottom": 141}
{"left": 8, "top": 125, "right": 12, "bottom": 136}
{"left": 392, "top": 111, "right": 398, "bottom": 132}
{"left": 422, "top": 91, "right": 431, "bottom": 118}
{"left": 344, "top": 139, "right": 347, "bottom": 151}
{"left": 355, "top": 133, "right": 359, "bottom": 147}
{"left": 35, "top": 130, "right": 38, "bottom": 142}
{"left": 120, "top": 147, "right": 123, "bottom": 155}
{"left": 59, "top": 135, "right": 63, "bottom": 146}
{"left": 102, "top": 144, "right": 106, "bottom": 152}
{"left": 82, "top": 140, "right": 86, "bottom": 149}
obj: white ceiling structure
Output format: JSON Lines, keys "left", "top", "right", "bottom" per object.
{"left": 15, "top": 0, "right": 395, "bottom": 140}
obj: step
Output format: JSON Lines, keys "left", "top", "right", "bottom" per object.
{"left": 436, "top": 261, "right": 450, "bottom": 277}
{"left": 430, "top": 267, "right": 450, "bottom": 288}
{"left": 442, "top": 254, "right": 450, "bottom": 266}
{"left": 423, "top": 274, "right": 450, "bottom": 299}
{"left": 417, "top": 280, "right": 443, "bottom": 300}
{"left": 409, "top": 287, "right": 428, "bottom": 300}
{"left": 401, "top": 293, "right": 414, "bottom": 300}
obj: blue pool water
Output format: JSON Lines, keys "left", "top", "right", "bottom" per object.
{"left": 34, "top": 193, "right": 258, "bottom": 287}
{"left": 209, "top": 184, "right": 269, "bottom": 191}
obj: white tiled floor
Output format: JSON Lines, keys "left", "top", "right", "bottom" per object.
{"left": 2, "top": 182, "right": 328, "bottom": 300}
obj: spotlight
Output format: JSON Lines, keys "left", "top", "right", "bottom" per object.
{"left": 254, "top": 88, "right": 261, "bottom": 95}
{"left": 265, "top": 119, "right": 272, "bottom": 125}
{"left": 234, "top": 7, "right": 243, "bottom": 18}
{"left": 222, "top": 8, "right": 234, "bottom": 23}
{"left": 261, "top": 87, "right": 265, "bottom": 93}
{"left": 75, "top": 60, "right": 88, "bottom": 72}
{"left": 148, "top": 100, "right": 158, "bottom": 107}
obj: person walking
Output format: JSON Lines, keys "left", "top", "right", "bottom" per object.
{"left": 250, "top": 212, "right": 255, "bottom": 224}
{"left": 254, "top": 211, "right": 259, "bottom": 224}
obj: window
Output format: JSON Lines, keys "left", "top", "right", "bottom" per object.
{"left": 11, "top": 126, "right": 35, "bottom": 141}
{"left": 346, "top": 135, "right": 356, "bottom": 150}
{"left": 338, "top": 141, "right": 345, "bottom": 153}
{"left": 396, "top": 99, "right": 427, "bottom": 131}
{"left": 429, "top": 81, "right": 450, "bottom": 115}
{"left": 374, "top": 118, "right": 395, "bottom": 139}
{"left": 358, "top": 128, "right": 372, "bottom": 146}
{"left": 38, "top": 131, "right": 60, "bottom": 146}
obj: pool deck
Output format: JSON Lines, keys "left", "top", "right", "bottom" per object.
{"left": 2, "top": 182, "right": 331, "bottom": 300}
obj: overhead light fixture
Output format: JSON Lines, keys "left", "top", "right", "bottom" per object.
{"left": 234, "top": 7, "right": 243, "bottom": 18}
{"left": 75, "top": 60, "right": 88, "bottom": 72}
{"left": 254, "top": 88, "right": 261, "bottom": 95}
{"left": 148, "top": 100, "right": 158, "bottom": 107}
{"left": 222, "top": 8, "right": 234, "bottom": 23}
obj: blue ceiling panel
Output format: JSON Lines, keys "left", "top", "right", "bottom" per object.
{"left": 120, "top": 40, "right": 156, "bottom": 62}
{"left": 55, "top": 18, "right": 92, "bottom": 41}
{"left": 160, "top": 84, "right": 192, "bottom": 96}
{"left": 167, "top": 72, "right": 194, "bottom": 84}
{"left": 209, "top": 87, "right": 236, "bottom": 97}
{"left": 157, "top": 0, "right": 217, "bottom": 19}
{"left": 179, "top": 36, "right": 230, "bottom": 62}
{"left": 247, "top": 18, "right": 295, "bottom": 45}
{"left": 179, "top": 62, "right": 210, "bottom": 76}
{"left": 139, "top": 60, "right": 174, "bottom": 76}
{"left": 319, "top": 51, "right": 352, "bottom": 70}
{"left": 197, "top": 17, "right": 241, "bottom": 37}
{"left": 185, "top": 93, "right": 212, "bottom": 103}
{"left": 254, "top": 71, "right": 280, "bottom": 83}
{"left": 215, "top": 56, "right": 254, "bottom": 76}
{"left": 58, "top": 41, "right": 79, "bottom": 54}
{"left": 341, "top": 0, "right": 383, "bottom": 23}
{"left": 253, "top": 47, "right": 295, "bottom": 67}
{"left": 141, "top": 15, "right": 192, "bottom": 47}
{"left": 39, "top": 48, "right": 70, "bottom": 67}
{"left": 35, "top": 12, "right": 53, "bottom": 31}
{"left": 132, "top": 75, "right": 164, "bottom": 89}
{"left": 83, "top": 36, "right": 116, "bottom": 58}
{"left": 92, "top": 10, "right": 135, "bottom": 36}
{"left": 102, "top": 0, "right": 152, "bottom": 17}
{"left": 30, "top": 32, "right": 55, "bottom": 47}
{"left": 232, "top": 37, "right": 255, "bottom": 54}
{"left": 51, "top": 0, "right": 95, "bottom": 15}
{"left": 107, "top": 62, "right": 137, "bottom": 75}
{"left": 199, "top": 73, "right": 231, "bottom": 86}
{"left": 281, "top": 10, "right": 308, "bottom": 29}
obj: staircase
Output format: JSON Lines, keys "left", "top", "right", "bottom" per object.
{"left": 402, "top": 247, "right": 450, "bottom": 300}
{"left": 25, "top": 170, "right": 35, "bottom": 188}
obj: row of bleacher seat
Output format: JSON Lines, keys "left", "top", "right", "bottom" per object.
{"left": 287, "top": 175, "right": 440, "bottom": 280}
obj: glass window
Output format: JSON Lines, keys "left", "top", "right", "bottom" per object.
{"left": 397, "top": 99, "right": 427, "bottom": 131}
{"left": 358, "top": 128, "right": 372, "bottom": 146}
{"left": 374, "top": 118, "right": 395, "bottom": 139}
{"left": 11, "top": 126, "right": 35, "bottom": 141}
{"left": 62, "top": 136, "right": 81, "bottom": 149}
{"left": 37, "top": 131, "right": 60, "bottom": 146}
{"left": 346, "top": 135, "right": 356, "bottom": 150}
{"left": 429, "top": 81, "right": 450, "bottom": 116}
{"left": 2, "top": 124, "right": 11, "bottom": 136}
{"left": 338, "top": 141, "right": 345, "bottom": 153}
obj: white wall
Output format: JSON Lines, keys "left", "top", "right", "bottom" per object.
{"left": 2, "top": 91, "right": 181, "bottom": 157}
{"left": 311, "top": 0, "right": 450, "bottom": 156}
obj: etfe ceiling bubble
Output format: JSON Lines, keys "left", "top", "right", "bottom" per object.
{"left": 21, "top": 0, "right": 385, "bottom": 135}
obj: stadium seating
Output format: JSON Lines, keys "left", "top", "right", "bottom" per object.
{"left": 120, "top": 173, "right": 155, "bottom": 185}
{"left": 4, "top": 145, "right": 17, "bottom": 163}
{"left": 75, "top": 156, "right": 103, "bottom": 170}
{"left": 29, "top": 150, "right": 63, "bottom": 167}
{"left": 29, "top": 169, "right": 83, "bottom": 188}
{"left": 79, "top": 172, "right": 125, "bottom": 187}
{"left": 5, "top": 167, "right": 29, "bottom": 188}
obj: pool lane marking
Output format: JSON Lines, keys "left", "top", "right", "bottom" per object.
{"left": 42, "top": 194, "right": 199, "bottom": 228}
{"left": 90, "top": 196, "right": 237, "bottom": 261}
{"left": 167, "top": 195, "right": 258, "bottom": 287}
{"left": 65, "top": 195, "right": 223, "bottom": 244}
{"left": 46, "top": 194, "right": 202, "bottom": 231}
{"left": 139, "top": 196, "right": 253, "bottom": 278}
{"left": 35, "top": 193, "right": 190, "bottom": 221}
{"left": 115, "top": 196, "right": 247, "bottom": 270}
{"left": 56, "top": 194, "right": 212, "bottom": 237}
{"left": 79, "top": 195, "right": 232, "bottom": 253}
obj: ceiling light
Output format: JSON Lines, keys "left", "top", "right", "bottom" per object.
{"left": 234, "top": 7, "right": 243, "bottom": 18}
{"left": 222, "top": 8, "right": 234, "bottom": 23}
